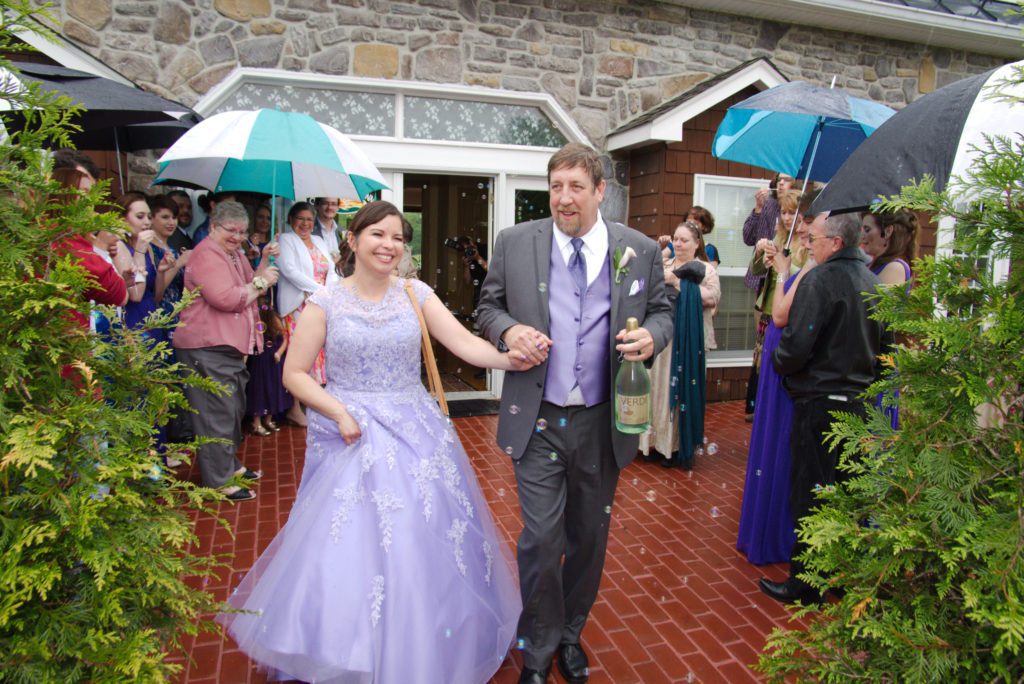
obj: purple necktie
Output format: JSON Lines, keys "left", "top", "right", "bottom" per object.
{"left": 569, "top": 237, "right": 588, "bottom": 302}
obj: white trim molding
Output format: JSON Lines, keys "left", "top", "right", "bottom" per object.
{"left": 606, "top": 60, "right": 788, "bottom": 151}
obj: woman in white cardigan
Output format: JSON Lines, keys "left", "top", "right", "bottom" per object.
{"left": 276, "top": 201, "right": 340, "bottom": 425}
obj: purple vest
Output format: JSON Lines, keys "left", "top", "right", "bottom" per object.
{"left": 543, "top": 241, "right": 611, "bottom": 406}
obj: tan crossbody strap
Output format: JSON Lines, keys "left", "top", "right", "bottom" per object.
{"left": 404, "top": 280, "right": 449, "bottom": 417}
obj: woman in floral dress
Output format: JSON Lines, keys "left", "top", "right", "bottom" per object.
{"left": 276, "top": 201, "right": 339, "bottom": 426}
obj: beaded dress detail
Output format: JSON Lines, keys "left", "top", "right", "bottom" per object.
{"left": 220, "top": 278, "right": 520, "bottom": 684}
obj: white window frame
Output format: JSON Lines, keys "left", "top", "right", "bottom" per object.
{"left": 693, "top": 173, "right": 769, "bottom": 368}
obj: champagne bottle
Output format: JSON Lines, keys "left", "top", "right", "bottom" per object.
{"left": 614, "top": 317, "right": 651, "bottom": 434}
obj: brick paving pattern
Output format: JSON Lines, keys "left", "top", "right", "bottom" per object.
{"left": 171, "top": 400, "right": 797, "bottom": 683}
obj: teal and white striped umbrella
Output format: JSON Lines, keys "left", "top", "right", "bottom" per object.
{"left": 154, "top": 108, "right": 388, "bottom": 202}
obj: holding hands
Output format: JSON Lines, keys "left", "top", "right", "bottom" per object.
{"left": 502, "top": 324, "right": 552, "bottom": 366}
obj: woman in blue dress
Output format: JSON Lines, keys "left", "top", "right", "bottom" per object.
{"left": 737, "top": 190, "right": 814, "bottom": 566}
{"left": 116, "top": 193, "right": 171, "bottom": 346}
{"left": 221, "top": 201, "right": 530, "bottom": 684}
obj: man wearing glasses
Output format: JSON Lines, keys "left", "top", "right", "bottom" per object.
{"left": 759, "top": 211, "right": 887, "bottom": 604}
{"left": 313, "top": 197, "right": 342, "bottom": 263}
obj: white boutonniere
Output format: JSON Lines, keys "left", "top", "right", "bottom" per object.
{"left": 613, "top": 246, "right": 636, "bottom": 284}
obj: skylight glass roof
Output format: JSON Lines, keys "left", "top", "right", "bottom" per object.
{"left": 877, "top": 0, "right": 1024, "bottom": 25}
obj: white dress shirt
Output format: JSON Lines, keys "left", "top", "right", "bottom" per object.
{"left": 551, "top": 212, "right": 609, "bottom": 286}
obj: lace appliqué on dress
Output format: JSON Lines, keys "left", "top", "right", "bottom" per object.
{"left": 368, "top": 575, "right": 385, "bottom": 627}
{"left": 483, "top": 541, "right": 494, "bottom": 586}
{"left": 371, "top": 489, "right": 404, "bottom": 553}
{"left": 330, "top": 485, "right": 366, "bottom": 543}
{"left": 447, "top": 518, "right": 468, "bottom": 577}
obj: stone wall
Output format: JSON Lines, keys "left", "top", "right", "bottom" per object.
{"left": 49, "top": 0, "right": 1004, "bottom": 144}
{"left": 44, "top": 0, "right": 1005, "bottom": 191}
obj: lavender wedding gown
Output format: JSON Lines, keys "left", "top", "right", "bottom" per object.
{"left": 220, "top": 279, "right": 521, "bottom": 684}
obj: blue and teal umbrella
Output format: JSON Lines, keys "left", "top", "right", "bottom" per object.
{"left": 712, "top": 81, "right": 895, "bottom": 184}
{"left": 154, "top": 108, "right": 388, "bottom": 238}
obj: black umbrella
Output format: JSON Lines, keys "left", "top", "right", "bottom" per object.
{"left": 2, "top": 61, "right": 193, "bottom": 129}
{"left": 71, "top": 112, "right": 203, "bottom": 152}
{"left": 812, "top": 59, "right": 1024, "bottom": 214}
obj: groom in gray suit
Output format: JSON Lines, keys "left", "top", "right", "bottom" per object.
{"left": 477, "top": 143, "right": 672, "bottom": 683}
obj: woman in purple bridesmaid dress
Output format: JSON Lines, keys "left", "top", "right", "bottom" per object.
{"left": 737, "top": 191, "right": 814, "bottom": 566}
{"left": 860, "top": 209, "right": 917, "bottom": 430}
{"left": 220, "top": 201, "right": 529, "bottom": 684}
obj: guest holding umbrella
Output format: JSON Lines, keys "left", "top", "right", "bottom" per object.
{"left": 640, "top": 220, "right": 720, "bottom": 469}
{"left": 736, "top": 189, "right": 813, "bottom": 565}
{"left": 174, "top": 201, "right": 280, "bottom": 501}
{"left": 277, "top": 201, "right": 340, "bottom": 426}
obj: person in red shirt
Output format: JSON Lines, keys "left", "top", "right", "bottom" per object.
{"left": 51, "top": 150, "right": 128, "bottom": 327}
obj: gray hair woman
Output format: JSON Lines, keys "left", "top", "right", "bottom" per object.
{"left": 173, "top": 201, "right": 280, "bottom": 501}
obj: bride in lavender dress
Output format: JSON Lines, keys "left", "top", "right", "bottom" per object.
{"left": 220, "top": 201, "right": 530, "bottom": 683}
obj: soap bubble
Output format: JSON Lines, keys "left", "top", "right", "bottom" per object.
{"left": 706, "top": 442, "right": 719, "bottom": 455}
{"left": 755, "top": 468, "right": 762, "bottom": 477}
{"left": 548, "top": 452, "right": 558, "bottom": 461}
{"left": 535, "top": 419, "right": 547, "bottom": 431}
{"left": 508, "top": 404, "right": 520, "bottom": 415}
{"left": 710, "top": 506, "right": 722, "bottom": 518}
{"left": 538, "top": 282, "right": 547, "bottom": 293}
{"left": 631, "top": 477, "right": 638, "bottom": 485}
{"left": 445, "top": 627, "right": 452, "bottom": 638}
{"left": 603, "top": 505, "right": 612, "bottom": 514}
{"left": 558, "top": 417, "right": 567, "bottom": 427}
{"left": 497, "top": 488, "right": 506, "bottom": 497}
{"left": 505, "top": 446, "right": 513, "bottom": 455}
{"left": 703, "top": 435, "right": 708, "bottom": 444}
{"left": 517, "top": 638, "right": 526, "bottom": 650}
{"left": 645, "top": 490, "right": 656, "bottom": 502}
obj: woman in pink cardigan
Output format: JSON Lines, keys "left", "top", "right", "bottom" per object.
{"left": 174, "top": 201, "right": 280, "bottom": 501}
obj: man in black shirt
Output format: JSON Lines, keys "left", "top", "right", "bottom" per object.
{"left": 760, "top": 211, "right": 886, "bottom": 604}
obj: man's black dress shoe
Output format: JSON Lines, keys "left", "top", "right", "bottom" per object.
{"left": 758, "top": 577, "right": 822, "bottom": 605}
{"left": 557, "top": 642, "right": 590, "bottom": 683}
{"left": 517, "top": 667, "right": 549, "bottom": 684}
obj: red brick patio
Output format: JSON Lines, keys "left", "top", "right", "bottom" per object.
{"left": 171, "top": 400, "right": 799, "bottom": 683}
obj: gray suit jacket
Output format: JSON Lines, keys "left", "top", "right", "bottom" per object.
{"left": 477, "top": 217, "right": 672, "bottom": 469}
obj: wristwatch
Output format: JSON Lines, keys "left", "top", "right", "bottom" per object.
{"left": 252, "top": 276, "right": 269, "bottom": 292}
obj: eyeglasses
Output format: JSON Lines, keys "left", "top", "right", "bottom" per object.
{"left": 214, "top": 224, "right": 247, "bottom": 236}
{"left": 807, "top": 234, "right": 837, "bottom": 243}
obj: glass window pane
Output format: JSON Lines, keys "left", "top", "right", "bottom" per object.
{"left": 213, "top": 83, "right": 395, "bottom": 137}
{"left": 515, "top": 189, "right": 550, "bottom": 224}
{"left": 404, "top": 97, "right": 567, "bottom": 147}
{"left": 695, "top": 175, "right": 766, "bottom": 356}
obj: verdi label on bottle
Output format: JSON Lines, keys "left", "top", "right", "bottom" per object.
{"left": 614, "top": 316, "right": 652, "bottom": 434}
{"left": 618, "top": 393, "right": 650, "bottom": 425}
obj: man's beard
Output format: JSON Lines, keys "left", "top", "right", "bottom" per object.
{"left": 554, "top": 213, "right": 582, "bottom": 237}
